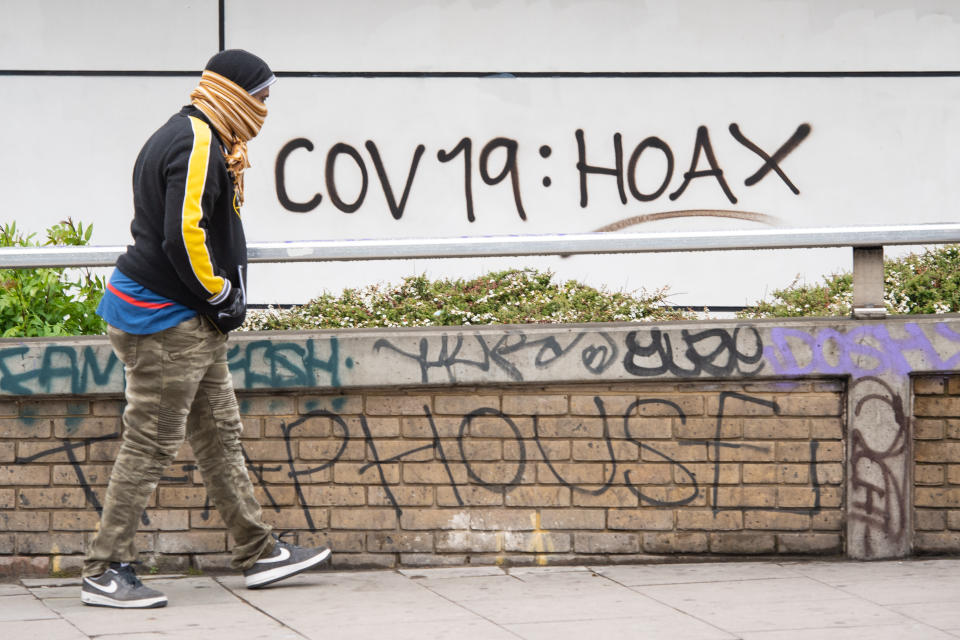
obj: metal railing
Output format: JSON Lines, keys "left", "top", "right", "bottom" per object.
{"left": 3, "top": 222, "right": 960, "bottom": 317}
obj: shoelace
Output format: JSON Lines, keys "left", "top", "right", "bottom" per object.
{"left": 113, "top": 564, "right": 144, "bottom": 588}
{"left": 272, "top": 531, "right": 297, "bottom": 554}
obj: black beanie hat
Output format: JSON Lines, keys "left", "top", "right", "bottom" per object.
{"left": 203, "top": 49, "right": 276, "bottom": 95}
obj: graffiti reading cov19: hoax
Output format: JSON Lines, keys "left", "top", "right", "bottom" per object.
{"left": 274, "top": 123, "right": 811, "bottom": 221}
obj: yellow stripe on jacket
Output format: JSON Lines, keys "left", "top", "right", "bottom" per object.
{"left": 181, "top": 116, "right": 227, "bottom": 302}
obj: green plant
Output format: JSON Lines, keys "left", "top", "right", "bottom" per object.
{"left": 738, "top": 272, "right": 854, "bottom": 318}
{"left": 884, "top": 245, "right": 960, "bottom": 314}
{"left": 0, "top": 219, "right": 106, "bottom": 336}
{"left": 242, "top": 268, "right": 693, "bottom": 330}
{"left": 740, "top": 244, "right": 960, "bottom": 318}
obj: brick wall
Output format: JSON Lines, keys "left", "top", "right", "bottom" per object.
{"left": 0, "top": 379, "right": 846, "bottom": 575}
{"left": 913, "top": 374, "right": 960, "bottom": 553}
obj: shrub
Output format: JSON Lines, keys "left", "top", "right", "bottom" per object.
{"left": 739, "top": 244, "right": 960, "bottom": 318}
{"left": 738, "top": 272, "right": 854, "bottom": 318}
{"left": 885, "top": 245, "right": 960, "bottom": 314}
{"left": 242, "top": 268, "right": 692, "bottom": 330}
{"left": 0, "top": 219, "right": 106, "bottom": 336}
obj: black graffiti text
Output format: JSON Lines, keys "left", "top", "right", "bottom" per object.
{"left": 372, "top": 331, "right": 618, "bottom": 384}
{"left": 577, "top": 123, "right": 811, "bottom": 207}
{"left": 275, "top": 136, "right": 526, "bottom": 222}
{"left": 623, "top": 327, "right": 765, "bottom": 378}
{"left": 257, "top": 392, "right": 823, "bottom": 530}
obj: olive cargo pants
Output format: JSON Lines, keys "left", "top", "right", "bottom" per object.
{"left": 83, "top": 316, "right": 273, "bottom": 577}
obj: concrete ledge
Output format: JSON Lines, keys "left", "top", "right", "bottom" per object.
{"left": 2, "top": 314, "right": 959, "bottom": 396}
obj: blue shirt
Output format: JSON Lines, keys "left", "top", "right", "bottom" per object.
{"left": 97, "top": 269, "right": 198, "bottom": 335}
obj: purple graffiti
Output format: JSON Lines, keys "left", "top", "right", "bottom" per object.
{"left": 764, "top": 323, "right": 960, "bottom": 378}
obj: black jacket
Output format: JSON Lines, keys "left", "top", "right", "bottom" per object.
{"left": 117, "top": 105, "right": 247, "bottom": 333}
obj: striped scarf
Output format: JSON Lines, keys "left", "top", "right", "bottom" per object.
{"left": 190, "top": 70, "right": 268, "bottom": 206}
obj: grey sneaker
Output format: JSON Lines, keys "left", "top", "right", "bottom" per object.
{"left": 243, "top": 539, "right": 331, "bottom": 589}
{"left": 81, "top": 563, "right": 167, "bottom": 608}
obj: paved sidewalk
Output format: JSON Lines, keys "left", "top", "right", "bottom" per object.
{"left": 2, "top": 558, "right": 959, "bottom": 639}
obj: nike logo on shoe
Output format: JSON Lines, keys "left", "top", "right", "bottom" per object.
{"left": 84, "top": 577, "right": 119, "bottom": 594}
{"left": 255, "top": 546, "right": 291, "bottom": 564}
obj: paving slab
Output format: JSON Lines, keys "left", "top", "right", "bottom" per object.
{"left": 26, "top": 585, "right": 84, "bottom": 599}
{"left": 786, "top": 559, "right": 960, "bottom": 583}
{"left": 889, "top": 601, "right": 960, "bottom": 631}
{"left": 505, "top": 614, "right": 736, "bottom": 640}
{"left": 828, "top": 576, "right": 960, "bottom": 606}
{"left": 397, "top": 566, "right": 506, "bottom": 579}
{"left": 667, "top": 595, "right": 912, "bottom": 634}
{"left": 737, "top": 623, "right": 958, "bottom": 640}
{"left": 420, "top": 573, "right": 705, "bottom": 627}
{"left": 21, "top": 577, "right": 83, "bottom": 587}
{"left": 592, "top": 561, "right": 802, "bottom": 586}
{"left": 417, "top": 572, "right": 610, "bottom": 605}
{"left": 0, "top": 583, "right": 29, "bottom": 596}
{"left": 0, "top": 617, "right": 88, "bottom": 640}
{"left": 313, "top": 618, "right": 518, "bottom": 640}
{"left": 635, "top": 576, "right": 848, "bottom": 605}
{"left": 0, "top": 593, "right": 60, "bottom": 622}
{"left": 632, "top": 575, "right": 917, "bottom": 634}
{"left": 36, "top": 576, "right": 301, "bottom": 639}
{"left": 92, "top": 635, "right": 181, "bottom": 640}
{"left": 786, "top": 562, "right": 960, "bottom": 609}
{"left": 506, "top": 565, "right": 592, "bottom": 576}
{"left": 219, "top": 570, "right": 480, "bottom": 638}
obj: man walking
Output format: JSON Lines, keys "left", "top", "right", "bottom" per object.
{"left": 81, "top": 50, "right": 330, "bottom": 609}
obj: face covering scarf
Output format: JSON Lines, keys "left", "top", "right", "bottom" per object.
{"left": 189, "top": 70, "right": 267, "bottom": 207}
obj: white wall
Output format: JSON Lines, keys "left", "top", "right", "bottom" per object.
{"left": 3, "top": 0, "right": 959, "bottom": 306}
{"left": 225, "top": 0, "right": 960, "bottom": 72}
{"left": 0, "top": 0, "right": 217, "bottom": 69}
